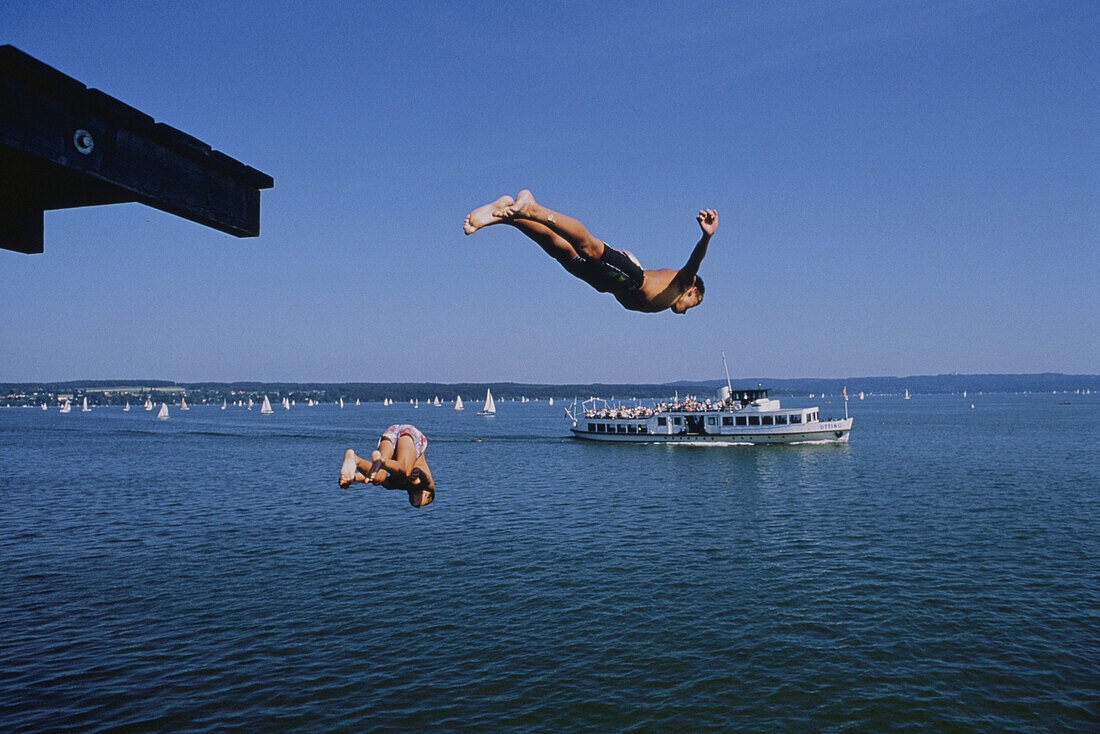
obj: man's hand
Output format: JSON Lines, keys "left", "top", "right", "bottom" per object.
{"left": 697, "top": 209, "right": 718, "bottom": 236}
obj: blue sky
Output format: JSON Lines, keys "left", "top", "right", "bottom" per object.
{"left": 2, "top": 0, "right": 1096, "bottom": 382}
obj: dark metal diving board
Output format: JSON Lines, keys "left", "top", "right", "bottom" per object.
{"left": 0, "top": 45, "right": 273, "bottom": 254}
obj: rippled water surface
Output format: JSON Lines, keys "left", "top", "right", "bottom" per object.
{"left": 2, "top": 394, "right": 1098, "bottom": 731}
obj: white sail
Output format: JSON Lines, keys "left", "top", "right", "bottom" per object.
{"left": 480, "top": 389, "right": 496, "bottom": 415}
{"left": 339, "top": 397, "right": 344, "bottom": 408}
{"left": 41, "top": 403, "right": 48, "bottom": 410}
{"left": 904, "top": 389, "right": 910, "bottom": 400}
{"left": 548, "top": 397, "right": 554, "bottom": 406}
{"left": 124, "top": 402, "right": 130, "bottom": 412}
{"left": 145, "top": 398, "right": 153, "bottom": 411}
{"left": 455, "top": 395, "right": 464, "bottom": 410}
{"left": 181, "top": 396, "right": 189, "bottom": 410}
{"left": 356, "top": 398, "right": 361, "bottom": 406}
{"left": 414, "top": 398, "right": 419, "bottom": 408}
{"left": 248, "top": 397, "right": 254, "bottom": 410}
{"left": 222, "top": 399, "right": 227, "bottom": 410}
{"left": 282, "top": 397, "right": 290, "bottom": 410}
{"left": 261, "top": 396, "right": 274, "bottom": 414}
{"left": 82, "top": 397, "right": 91, "bottom": 412}
{"left": 157, "top": 403, "right": 169, "bottom": 420}
{"left": 60, "top": 400, "right": 71, "bottom": 413}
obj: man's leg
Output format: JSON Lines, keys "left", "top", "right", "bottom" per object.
{"left": 464, "top": 190, "right": 605, "bottom": 260}
{"left": 502, "top": 190, "right": 605, "bottom": 259}
{"left": 507, "top": 218, "right": 580, "bottom": 265}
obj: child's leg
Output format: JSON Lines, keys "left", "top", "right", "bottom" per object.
{"left": 376, "top": 434, "right": 418, "bottom": 484}
{"left": 366, "top": 438, "right": 396, "bottom": 483}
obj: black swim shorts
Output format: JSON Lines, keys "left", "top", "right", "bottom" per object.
{"left": 563, "top": 243, "right": 645, "bottom": 295}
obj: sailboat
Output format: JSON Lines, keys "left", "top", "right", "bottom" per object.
{"left": 478, "top": 389, "right": 496, "bottom": 416}
{"left": 222, "top": 399, "right": 227, "bottom": 410}
{"left": 260, "top": 396, "right": 274, "bottom": 414}
{"left": 124, "top": 402, "right": 131, "bottom": 412}
{"left": 455, "top": 395, "right": 464, "bottom": 411}
{"left": 414, "top": 398, "right": 419, "bottom": 408}
{"left": 180, "top": 396, "right": 189, "bottom": 410}
{"left": 157, "top": 403, "right": 169, "bottom": 420}
{"left": 248, "top": 397, "right": 254, "bottom": 411}
{"left": 434, "top": 396, "right": 442, "bottom": 407}
{"left": 82, "top": 397, "right": 91, "bottom": 412}
{"left": 144, "top": 398, "right": 153, "bottom": 411}
{"left": 356, "top": 398, "right": 361, "bottom": 406}
{"left": 548, "top": 397, "right": 554, "bottom": 406}
{"left": 962, "top": 390, "right": 967, "bottom": 398}
{"left": 904, "top": 389, "right": 911, "bottom": 400}
{"left": 859, "top": 391, "right": 865, "bottom": 400}
{"left": 283, "top": 397, "right": 291, "bottom": 410}
{"left": 59, "top": 400, "right": 71, "bottom": 413}
{"left": 339, "top": 397, "right": 344, "bottom": 408}
{"left": 41, "top": 402, "right": 48, "bottom": 410}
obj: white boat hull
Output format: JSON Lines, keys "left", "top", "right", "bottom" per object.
{"left": 572, "top": 418, "right": 853, "bottom": 444}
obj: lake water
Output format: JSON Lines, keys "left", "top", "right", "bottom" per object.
{"left": 1, "top": 393, "right": 1097, "bottom": 731}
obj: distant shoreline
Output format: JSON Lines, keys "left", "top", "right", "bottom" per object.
{"left": 2, "top": 373, "right": 1097, "bottom": 407}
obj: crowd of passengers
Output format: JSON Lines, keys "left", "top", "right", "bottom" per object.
{"left": 584, "top": 397, "right": 735, "bottom": 419}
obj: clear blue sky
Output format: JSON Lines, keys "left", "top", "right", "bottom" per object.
{"left": 2, "top": 1, "right": 1096, "bottom": 383}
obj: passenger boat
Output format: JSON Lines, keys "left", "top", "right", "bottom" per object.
{"left": 565, "top": 385, "right": 853, "bottom": 444}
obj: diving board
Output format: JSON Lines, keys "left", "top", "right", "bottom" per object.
{"left": 0, "top": 45, "right": 273, "bottom": 254}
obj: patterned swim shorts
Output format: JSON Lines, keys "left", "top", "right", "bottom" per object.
{"left": 379, "top": 424, "right": 428, "bottom": 457}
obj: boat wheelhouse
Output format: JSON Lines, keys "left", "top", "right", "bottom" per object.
{"left": 566, "top": 386, "right": 853, "bottom": 444}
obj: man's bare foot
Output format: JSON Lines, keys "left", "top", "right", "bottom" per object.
{"left": 463, "top": 195, "right": 514, "bottom": 234}
{"left": 499, "top": 189, "right": 537, "bottom": 219}
{"left": 339, "top": 449, "right": 358, "bottom": 488}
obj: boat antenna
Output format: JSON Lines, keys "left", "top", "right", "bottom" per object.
{"left": 721, "top": 351, "right": 733, "bottom": 393}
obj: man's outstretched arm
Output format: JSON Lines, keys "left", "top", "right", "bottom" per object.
{"left": 675, "top": 209, "right": 718, "bottom": 286}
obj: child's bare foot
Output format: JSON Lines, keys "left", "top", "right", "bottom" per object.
{"left": 463, "top": 195, "right": 514, "bottom": 234}
{"left": 367, "top": 458, "right": 385, "bottom": 484}
{"left": 499, "top": 189, "right": 537, "bottom": 219}
{"left": 339, "top": 449, "right": 358, "bottom": 488}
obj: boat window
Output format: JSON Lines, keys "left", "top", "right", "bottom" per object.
{"left": 776, "top": 415, "right": 787, "bottom": 424}
{"left": 723, "top": 417, "right": 733, "bottom": 426}
{"left": 627, "top": 424, "right": 636, "bottom": 434}
{"left": 657, "top": 417, "right": 667, "bottom": 426}
{"left": 617, "top": 424, "right": 626, "bottom": 433}
{"left": 588, "top": 423, "right": 595, "bottom": 431}
{"left": 790, "top": 414, "right": 802, "bottom": 424}
{"left": 638, "top": 425, "right": 648, "bottom": 434}
{"left": 596, "top": 423, "right": 605, "bottom": 432}
{"left": 707, "top": 416, "right": 716, "bottom": 425}
{"left": 762, "top": 416, "right": 773, "bottom": 425}
{"left": 673, "top": 417, "right": 682, "bottom": 426}
{"left": 736, "top": 416, "right": 747, "bottom": 426}
{"left": 748, "top": 416, "right": 760, "bottom": 426}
